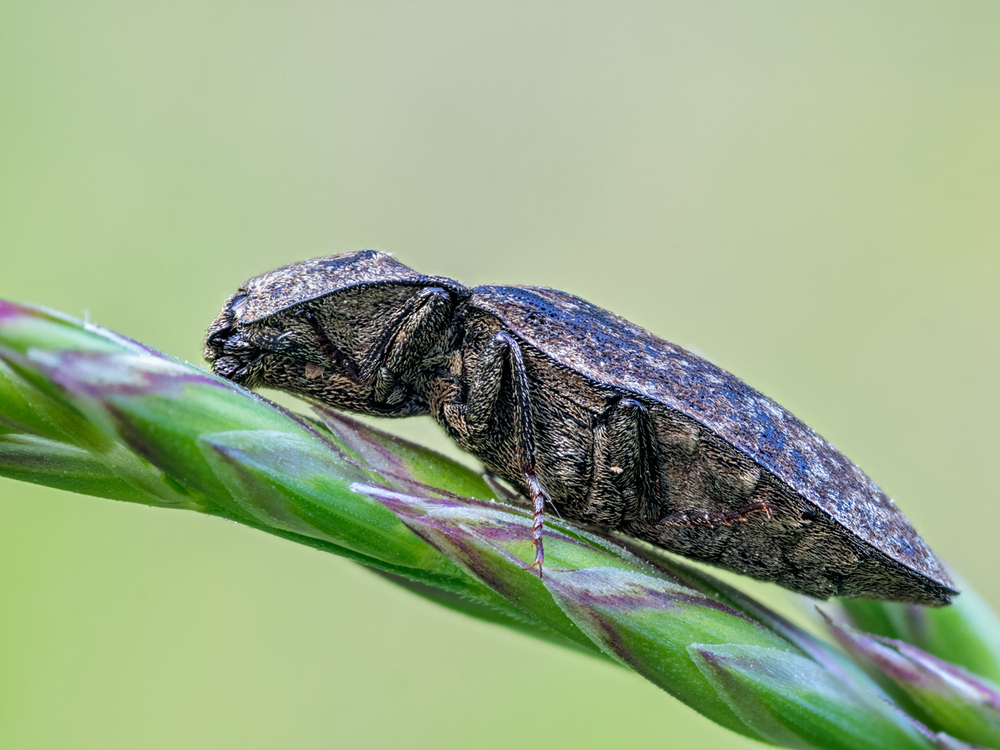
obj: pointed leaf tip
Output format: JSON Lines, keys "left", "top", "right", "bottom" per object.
{"left": 827, "top": 617, "right": 1000, "bottom": 748}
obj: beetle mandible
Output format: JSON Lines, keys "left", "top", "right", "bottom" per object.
{"left": 204, "top": 250, "right": 957, "bottom": 605}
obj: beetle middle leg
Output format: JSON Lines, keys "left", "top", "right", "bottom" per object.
{"left": 442, "top": 331, "right": 549, "bottom": 576}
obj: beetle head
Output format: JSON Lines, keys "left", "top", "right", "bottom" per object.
{"left": 205, "top": 250, "right": 467, "bottom": 416}
{"left": 204, "top": 289, "right": 277, "bottom": 387}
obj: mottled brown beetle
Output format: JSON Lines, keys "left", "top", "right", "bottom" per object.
{"left": 205, "top": 250, "right": 957, "bottom": 605}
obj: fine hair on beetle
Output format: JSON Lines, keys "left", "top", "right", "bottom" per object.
{"left": 205, "top": 250, "right": 957, "bottom": 606}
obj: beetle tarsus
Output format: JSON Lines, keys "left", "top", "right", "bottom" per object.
{"left": 523, "top": 474, "right": 547, "bottom": 577}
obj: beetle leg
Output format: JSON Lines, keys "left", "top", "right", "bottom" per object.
{"left": 441, "top": 330, "right": 507, "bottom": 440}
{"left": 442, "top": 331, "right": 548, "bottom": 576}
{"left": 657, "top": 501, "right": 778, "bottom": 529}
{"left": 492, "top": 332, "right": 547, "bottom": 575}
{"left": 585, "top": 397, "right": 662, "bottom": 525}
{"left": 495, "top": 332, "right": 548, "bottom": 577}
{"left": 369, "top": 287, "right": 453, "bottom": 405}
{"left": 524, "top": 474, "right": 546, "bottom": 576}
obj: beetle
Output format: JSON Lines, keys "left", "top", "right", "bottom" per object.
{"left": 204, "top": 250, "right": 957, "bottom": 605}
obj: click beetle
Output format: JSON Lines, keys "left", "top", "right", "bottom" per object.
{"left": 205, "top": 250, "right": 957, "bottom": 605}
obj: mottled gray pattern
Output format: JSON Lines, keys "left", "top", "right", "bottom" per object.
{"left": 471, "top": 285, "right": 951, "bottom": 589}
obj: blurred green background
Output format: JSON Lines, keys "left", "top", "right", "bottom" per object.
{"left": 1, "top": 2, "right": 998, "bottom": 748}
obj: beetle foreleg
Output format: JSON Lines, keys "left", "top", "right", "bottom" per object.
{"left": 370, "top": 287, "right": 453, "bottom": 405}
